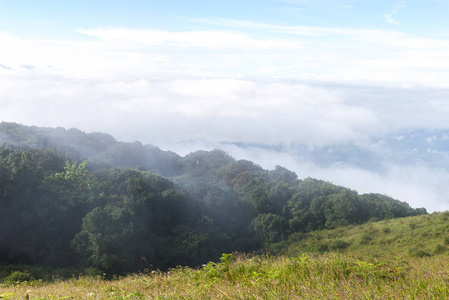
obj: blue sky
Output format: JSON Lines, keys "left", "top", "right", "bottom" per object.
{"left": 1, "top": 0, "right": 449, "bottom": 211}
{"left": 1, "top": 0, "right": 448, "bottom": 86}
{"left": 1, "top": 0, "right": 448, "bottom": 38}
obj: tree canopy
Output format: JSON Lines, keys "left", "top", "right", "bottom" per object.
{"left": 0, "top": 122, "right": 427, "bottom": 274}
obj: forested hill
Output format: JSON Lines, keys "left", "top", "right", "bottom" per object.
{"left": 0, "top": 122, "right": 182, "bottom": 176}
{"left": 0, "top": 122, "right": 426, "bottom": 274}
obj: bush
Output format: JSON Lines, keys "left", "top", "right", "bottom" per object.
{"left": 359, "top": 231, "right": 373, "bottom": 245}
{"left": 443, "top": 236, "right": 449, "bottom": 245}
{"left": 441, "top": 211, "right": 449, "bottom": 220}
{"left": 434, "top": 244, "right": 446, "bottom": 254}
{"left": 2, "top": 271, "right": 34, "bottom": 285}
{"left": 306, "top": 240, "right": 329, "bottom": 253}
{"left": 409, "top": 249, "right": 431, "bottom": 258}
{"left": 329, "top": 239, "right": 350, "bottom": 251}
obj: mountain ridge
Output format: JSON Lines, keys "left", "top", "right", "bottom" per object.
{"left": 0, "top": 121, "right": 427, "bottom": 274}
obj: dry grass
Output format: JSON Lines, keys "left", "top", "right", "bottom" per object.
{"left": 5, "top": 212, "right": 449, "bottom": 299}
{"left": 280, "top": 211, "right": 449, "bottom": 259}
{"left": 2, "top": 252, "right": 449, "bottom": 299}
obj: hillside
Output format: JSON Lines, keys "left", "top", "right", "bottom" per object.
{"left": 0, "top": 122, "right": 426, "bottom": 275}
{"left": 0, "top": 122, "right": 182, "bottom": 176}
{"left": 2, "top": 213, "right": 449, "bottom": 299}
{"left": 275, "top": 210, "right": 449, "bottom": 259}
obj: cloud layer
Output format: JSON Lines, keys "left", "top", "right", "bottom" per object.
{"left": 2, "top": 21, "right": 449, "bottom": 211}
{"left": 2, "top": 20, "right": 449, "bottom": 84}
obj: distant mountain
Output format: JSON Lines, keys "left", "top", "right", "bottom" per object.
{"left": 3, "top": 121, "right": 448, "bottom": 175}
{"left": 223, "top": 128, "right": 449, "bottom": 172}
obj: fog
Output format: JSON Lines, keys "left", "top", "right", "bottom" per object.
{"left": 222, "top": 146, "right": 449, "bottom": 213}
{"left": 2, "top": 21, "right": 449, "bottom": 212}
{"left": 2, "top": 69, "right": 449, "bottom": 212}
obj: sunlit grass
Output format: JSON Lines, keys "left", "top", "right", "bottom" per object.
{"left": 277, "top": 211, "right": 449, "bottom": 259}
{"left": 2, "top": 252, "right": 449, "bottom": 299}
{"left": 3, "top": 212, "right": 449, "bottom": 299}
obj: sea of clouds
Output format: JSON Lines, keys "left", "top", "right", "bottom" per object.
{"left": 1, "top": 21, "right": 449, "bottom": 211}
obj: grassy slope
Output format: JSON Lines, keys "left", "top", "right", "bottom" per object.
{"left": 275, "top": 211, "right": 449, "bottom": 259}
{"left": 2, "top": 212, "right": 449, "bottom": 299}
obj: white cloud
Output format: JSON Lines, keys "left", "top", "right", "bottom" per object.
{"left": 392, "top": 1, "right": 407, "bottom": 15}
{"left": 3, "top": 70, "right": 449, "bottom": 150}
{"left": 2, "top": 21, "right": 449, "bottom": 211}
{"left": 0, "top": 70, "right": 383, "bottom": 147}
{"left": 1, "top": 24, "right": 449, "bottom": 145}
{"left": 2, "top": 22, "right": 449, "bottom": 87}
{"left": 384, "top": 14, "right": 400, "bottom": 25}
{"left": 76, "top": 27, "right": 303, "bottom": 50}
{"left": 384, "top": 1, "right": 407, "bottom": 25}
{"left": 308, "top": 163, "right": 449, "bottom": 212}
{"left": 213, "top": 144, "right": 447, "bottom": 212}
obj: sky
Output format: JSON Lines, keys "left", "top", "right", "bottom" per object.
{"left": 1, "top": 0, "right": 449, "bottom": 211}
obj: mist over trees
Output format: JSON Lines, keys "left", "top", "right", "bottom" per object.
{"left": 0, "top": 122, "right": 426, "bottom": 274}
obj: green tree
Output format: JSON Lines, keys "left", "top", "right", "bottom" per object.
{"left": 72, "top": 205, "right": 140, "bottom": 273}
{"left": 251, "top": 213, "right": 289, "bottom": 244}
{"left": 323, "top": 190, "right": 363, "bottom": 228}
{"left": 44, "top": 161, "right": 98, "bottom": 207}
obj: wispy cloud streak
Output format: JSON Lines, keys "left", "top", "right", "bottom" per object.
{"left": 384, "top": 1, "right": 407, "bottom": 25}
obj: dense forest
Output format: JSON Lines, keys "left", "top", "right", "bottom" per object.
{"left": 0, "top": 122, "right": 426, "bottom": 274}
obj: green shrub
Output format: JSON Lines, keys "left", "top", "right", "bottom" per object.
{"left": 288, "top": 232, "right": 306, "bottom": 243}
{"left": 329, "top": 239, "right": 350, "bottom": 250}
{"left": 312, "top": 241, "right": 329, "bottom": 252}
{"left": 409, "top": 249, "right": 431, "bottom": 258}
{"left": 434, "top": 244, "right": 446, "bottom": 254}
{"left": 382, "top": 227, "right": 391, "bottom": 233}
{"left": 443, "top": 236, "right": 449, "bottom": 245}
{"left": 359, "top": 232, "right": 373, "bottom": 245}
{"left": 2, "top": 271, "right": 34, "bottom": 285}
